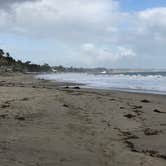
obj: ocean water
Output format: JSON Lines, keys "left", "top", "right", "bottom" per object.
{"left": 37, "top": 72, "right": 166, "bottom": 95}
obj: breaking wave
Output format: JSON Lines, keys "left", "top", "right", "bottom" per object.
{"left": 37, "top": 72, "right": 166, "bottom": 94}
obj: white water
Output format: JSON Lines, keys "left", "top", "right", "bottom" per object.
{"left": 37, "top": 73, "right": 166, "bottom": 94}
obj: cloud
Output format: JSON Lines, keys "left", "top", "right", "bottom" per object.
{"left": 0, "top": 0, "right": 38, "bottom": 8}
{"left": 0, "top": 0, "right": 166, "bottom": 68}
{"left": 82, "top": 43, "right": 135, "bottom": 60}
{"left": 0, "top": 0, "right": 120, "bottom": 39}
{"left": 115, "top": 7, "right": 166, "bottom": 57}
{"left": 77, "top": 43, "right": 136, "bottom": 67}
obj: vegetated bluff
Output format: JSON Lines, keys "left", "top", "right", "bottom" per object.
{"left": 0, "top": 49, "right": 51, "bottom": 72}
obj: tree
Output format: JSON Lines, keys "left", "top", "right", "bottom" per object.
{"left": 0, "top": 49, "right": 52, "bottom": 72}
{"left": 0, "top": 49, "right": 4, "bottom": 57}
{"left": 6, "top": 52, "right": 10, "bottom": 57}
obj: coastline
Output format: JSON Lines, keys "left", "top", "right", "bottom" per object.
{"left": 0, "top": 73, "right": 166, "bottom": 166}
{"left": 36, "top": 72, "right": 166, "bottom": 96}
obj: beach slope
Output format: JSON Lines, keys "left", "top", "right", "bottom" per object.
{"left": 0, "top": 74, "right": 166, "bottom": 166}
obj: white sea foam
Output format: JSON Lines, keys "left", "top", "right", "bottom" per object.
{"left": 37, "top": 73, "right": 166, "bottom": 94}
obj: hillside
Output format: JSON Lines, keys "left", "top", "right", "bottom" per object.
{"left": 0, "top": 49, "right": 51, "bottom": 73}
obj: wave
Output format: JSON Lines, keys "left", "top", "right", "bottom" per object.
{"left": 37, "top": 72, "right": 166, "bottom": 94}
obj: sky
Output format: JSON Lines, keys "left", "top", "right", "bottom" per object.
{"left": 0, "top": 0, "right": 166, "bottom": 68}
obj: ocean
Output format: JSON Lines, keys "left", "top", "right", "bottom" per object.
{"left": 36, "top": 72, "right": 166, "bottom": 95}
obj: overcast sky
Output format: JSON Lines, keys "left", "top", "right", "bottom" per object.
{"left": 0, "top": 0, "right": 166, "bottom": 68}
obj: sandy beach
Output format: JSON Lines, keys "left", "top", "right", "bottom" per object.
{"left": 0, "top": 73, "right": 166, "bottom": 166}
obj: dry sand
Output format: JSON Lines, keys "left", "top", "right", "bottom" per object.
{"left": 0, "top": 73, "right": 166, "bottom": 166}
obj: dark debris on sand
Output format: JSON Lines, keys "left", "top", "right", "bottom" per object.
{"left": 1, "top": 103, "right": 10, "bottom": 108}
{"left": 144, "top": 128, "right": 161, "bottom": 136}
{"left": 0, "top": 114, "right": 8, "bottom": 119}
{"left": 73, "top": 86, "right": 81, "bottom": 89}
{"left": 63, "top": 104, "right": 69, "bottom": 108}
{"left": 124, "top": 114, "right": 136, "bottom": 119}
{"left": 125, "top": 140, "right": 166, "bottom": 160}
{"left": 21, "top": 97, "right": 29, "bottom": 101}
{"left": 153, "top": 109, "right": 166, "bottom": 114}
{"left": 132, "top": 105, "right": 143, "bottom": 109}
{"left": 15, "top": 116, "right": 26, "bottom": 121}
{"left": 141, "top": 99, "right": 150, "bottom": 103}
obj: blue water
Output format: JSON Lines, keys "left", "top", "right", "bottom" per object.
{"left": 37, "top": 72, "right": 166, "bottom": 95}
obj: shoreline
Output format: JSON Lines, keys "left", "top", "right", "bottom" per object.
{"left": 36, "top": 73, "right": 166, "bottom": 96}
{"left": 0, "top": 73, "right": 166, "bottom": 166}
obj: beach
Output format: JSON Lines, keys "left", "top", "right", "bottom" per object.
{"left": 0, "top": 73, "right": 166, "bottom": 166}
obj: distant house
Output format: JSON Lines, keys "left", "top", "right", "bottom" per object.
{"left": 52, "top": 68, "right": 57, "bottom": 73}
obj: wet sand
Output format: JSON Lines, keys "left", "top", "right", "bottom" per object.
{"left": 0, "top": 73, "right": 166, "bottom": 166}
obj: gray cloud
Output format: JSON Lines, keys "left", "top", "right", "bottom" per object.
{"left": 0, "top": 0, "right": 39, "bottom": 9}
